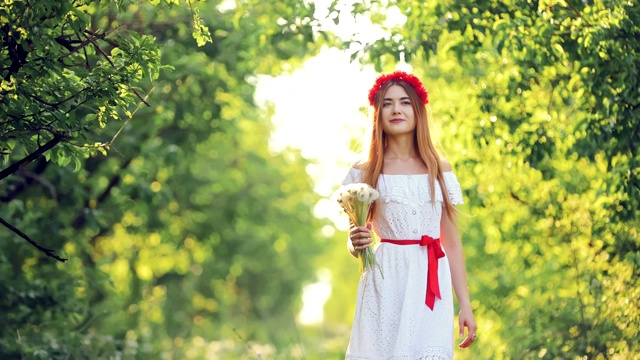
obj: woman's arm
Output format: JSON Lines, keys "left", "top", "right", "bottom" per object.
{"left": 441, "top": 211, "right": 477, "bottom": 349}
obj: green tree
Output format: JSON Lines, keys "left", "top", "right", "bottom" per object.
{"left": 1, "top": 0, "right": 333, "bottom": 358}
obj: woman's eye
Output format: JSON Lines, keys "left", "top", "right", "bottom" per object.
{"left": 383, "top": 102, "right": 391, "bottom": 107}
{"left": 402, "top": 101, "right": 411, "bottom": 105}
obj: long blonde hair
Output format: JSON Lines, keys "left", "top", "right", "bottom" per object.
{"left": 362, "top": 79, "right": 457, "bottom": 222}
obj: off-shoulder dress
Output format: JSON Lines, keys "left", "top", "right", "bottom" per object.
{"left": 342, "top": 167, "right": 465, "bottom": 360}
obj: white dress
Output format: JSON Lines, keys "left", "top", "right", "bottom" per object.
{"left": 342, "top": 167, "right": 464, "bottom": 360}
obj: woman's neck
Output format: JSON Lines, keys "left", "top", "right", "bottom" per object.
{"left": 382, "top": 135, "right": 428, "bottom": 174}
{"left": 384, "top": 135, "right": 417, "bottom": 160}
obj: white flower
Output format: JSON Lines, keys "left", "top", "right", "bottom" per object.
{"left": 331, "top": 182, "right": 384, "bottom": 278}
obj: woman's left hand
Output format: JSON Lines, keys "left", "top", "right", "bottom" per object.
{"left": 457, "top": 307, "right": 477, "bottom": 349}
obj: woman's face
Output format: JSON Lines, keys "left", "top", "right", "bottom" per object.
{"left": 380, "top": 84, "right": 416, "bottom": 137}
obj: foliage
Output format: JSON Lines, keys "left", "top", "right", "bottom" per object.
{"left": 1, "top": 0, "right": 168, "bottom": 181}
{"left": 325, "top": 0, "right": 640, "bottom": 358}
{"left": 1, "top": 0, "right": 332, "bottom": 358}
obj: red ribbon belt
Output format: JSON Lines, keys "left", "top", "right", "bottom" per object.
{"left": 380, "top": 235, "right": 445, "bottom": 310}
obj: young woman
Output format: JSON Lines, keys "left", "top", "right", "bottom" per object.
{"left": 342, "top": 71, "right": 477, "bottom": 359}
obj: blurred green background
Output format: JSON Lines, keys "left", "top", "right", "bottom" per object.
{"left": 1, "top": 0, "right": 638, "bottom": 359}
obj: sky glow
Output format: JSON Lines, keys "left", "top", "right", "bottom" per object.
{"left": 253, "top": 0, "right": 407, "bottom": 326}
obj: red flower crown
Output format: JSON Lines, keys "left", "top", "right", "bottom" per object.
{"left": 368, "top": 71, "right": 429, "bottom": 107}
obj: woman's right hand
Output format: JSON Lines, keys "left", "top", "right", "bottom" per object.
{"left": 349, "top": 222, "right": 373, "bottom": 254}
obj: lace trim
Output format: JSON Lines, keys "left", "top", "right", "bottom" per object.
{"left": 346, "top": 345, "right": 453, "bottom": 360}
{"left": 342, "top": 168, "right": 464, "bottom": 205}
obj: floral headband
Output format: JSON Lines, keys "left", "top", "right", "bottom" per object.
{"left": 367, "top": 71, "right": 429, "bottom": 107}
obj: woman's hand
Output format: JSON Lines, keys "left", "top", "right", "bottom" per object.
{"left": 457, "top": 307, "right": 477, "bottom": 349}
{"left": 349, "top": 222, "right": 373, "bottom": 255}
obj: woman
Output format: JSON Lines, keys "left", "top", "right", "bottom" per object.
{"left": 342, "top": 71, "right": 477, "bottom": 359}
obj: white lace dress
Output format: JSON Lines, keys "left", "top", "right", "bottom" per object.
{"left": 342, "top": 167, "right": 464, "bottom": 360}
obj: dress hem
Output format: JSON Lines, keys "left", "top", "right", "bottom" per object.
{"left": 345, "top": 345, "right": 453, "bottom": 360}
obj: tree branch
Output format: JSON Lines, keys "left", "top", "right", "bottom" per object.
{"left": 0, "top": 216, "right": 67, "bottom": 262}
{"left": 16, "top": 169, "right": 58, "bottom": 200}
{"left": 510, "top": 191, "right": 530, "bottom": 205}
{"left": 107, "top": 87, "right": 154, "bottom": 146}
{"left": 0, "top": 156, "right": 49, "bottom": 203}
{"left": 59, "top": 31, "right": 107, "bottom": 60}
{"left": 0, "top": 130, "right": 68, "bottom": 182}
{"left": 26, "top": 87, "right": 90, "bottom": 108}
{"left": 72, "top": 156, "right": 134, "bottom": 229}
{"left": 87, "top": 33, "right": 150, "bottom": 107}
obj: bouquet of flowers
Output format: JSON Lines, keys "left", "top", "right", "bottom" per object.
{"left": 333, "top": 183, "right": 383, "bottom": 278}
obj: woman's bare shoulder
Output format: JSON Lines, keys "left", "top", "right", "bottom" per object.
{"left": 352, "top": 159, "right": 368, "bottom": 171}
